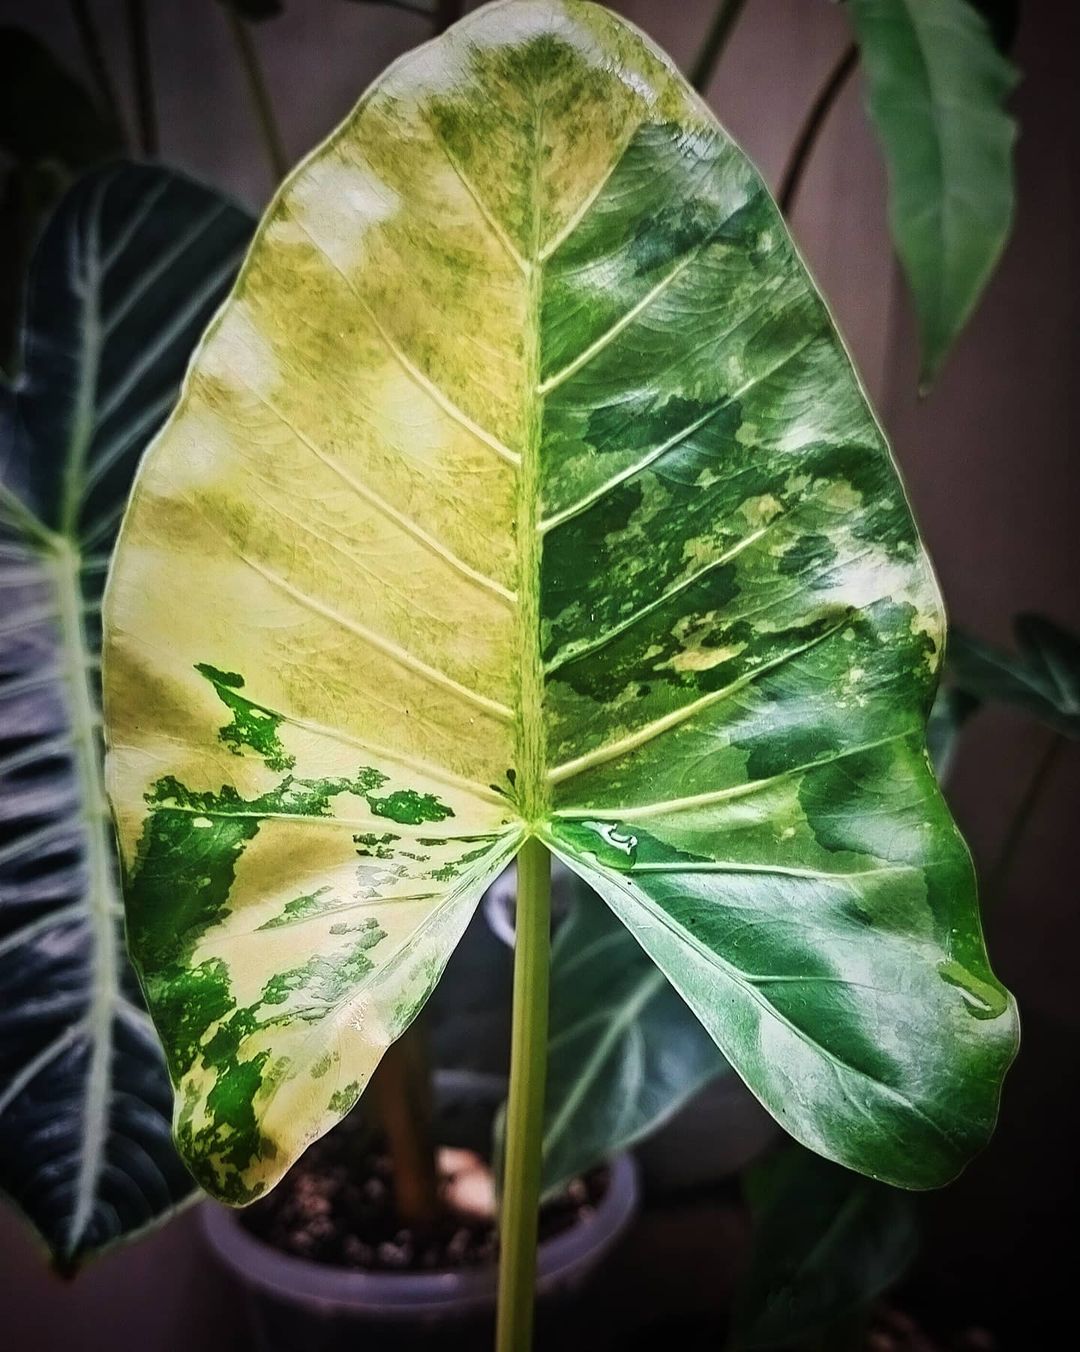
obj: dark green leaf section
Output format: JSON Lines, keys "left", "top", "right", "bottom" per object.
{"left": 731, "top": 1145, "right": 918, "bottom": 1349}
{"left": 195, "top": 662, "right": 295, "bottom": 770}
{"left": 539, "top": 876, "right": 726, "bottom": 1195}
{"left": 949, "top": 615, "right": 1080, "bottom": 738}
{"left": 0, "top": 164, "right": 251, "bottom": 1264}
{"left": 847, "top": 0, "right": 1017, "bottom": 385}
{"left": 533, "top": 43, "right": 1016, "bottom": 1189}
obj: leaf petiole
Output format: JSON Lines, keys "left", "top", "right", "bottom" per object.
{"left": 496, "top": 835, "right": 552, "bottom": 1352}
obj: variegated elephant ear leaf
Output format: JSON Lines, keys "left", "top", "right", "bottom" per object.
{"left": 104, "top": 0, "right": 1016, "bottom": 1204}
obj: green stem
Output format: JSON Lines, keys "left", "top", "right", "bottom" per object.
{"left": 989, "top": 730, "right": 1065, "bottom": 905}
{"left": 125, "top": 0, "right": 157, "bottom": 157}
{"left": 224, "top": 8, "right": 288, "bottom": 183}
{"left": 689, "top": 0, "right": 749, "bottom": 96}
{"left": 777, "top": 42, "right": 858, "bottom": 218}
{"left": 68, "top": 0, "right": 127, "bottom": 144}
{"left": 496, "top": 836, "right": 552, "bottom": 1352}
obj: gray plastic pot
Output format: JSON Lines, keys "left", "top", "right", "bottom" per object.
{"left": 200, "top": 1152, "right": 637, "bottom": 1351}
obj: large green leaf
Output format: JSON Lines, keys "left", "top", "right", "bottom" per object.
{"left": 731, "top": 1145, "right": 918, "bottom": 1349}
{"left": 847, "top": 0, "right": 1018, "bottom": 387}
{"left": 949, "top": 615, "right": 1080, "bottom": 738}
{"left": 103, "top": 0, "right": 1015, "bottom": 1204}
{"left": 0, "top": 164, "right": 251, "bottom": 1264}
{"left": 540, "top": 875, "right": 726, "bottom": 1195}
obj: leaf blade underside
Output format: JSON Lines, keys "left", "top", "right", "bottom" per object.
{"left": 103, "top": 0, "right": 1016, "bottom": 1203}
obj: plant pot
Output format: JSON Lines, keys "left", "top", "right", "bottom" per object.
{"left": 200, "top": 1152, "right": 638, "bottom": 1352}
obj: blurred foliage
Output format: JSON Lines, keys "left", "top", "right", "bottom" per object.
{"left": 847, "top": 0, "right": 1018, "bottom": 388}
{"left": 949, "top": 615, "right": 1080, "bottom": 739}
{"left": 731, "top": 1145, "right": 918, "bottom": 1350}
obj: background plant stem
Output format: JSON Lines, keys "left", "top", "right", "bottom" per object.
{"left": 68, "top": 0, "right": 127, "bottom": 145}
{"left": 224, "top": 9, "right": 288, "bottom": 183}
{"left": 777, "top": 42, "right": 858, "bottom": 217}
{"left": 124, "top": 0, "right": 157, "bottom": 157}
{"left": 496, "top": 836, "right": 552, "bottom": 1352}
{"left": 690, "top": 0, "right": 749, "bottom": 95}
{"left": 371, "top": 1021, "right": 440, "bottom": 1232}
{"left": 990, "top": 730, "right": 1065, "bottom": 905}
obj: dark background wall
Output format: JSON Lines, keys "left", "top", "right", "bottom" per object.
{"left": 1, "top": 1, "right": 1077, "bottom": 1346}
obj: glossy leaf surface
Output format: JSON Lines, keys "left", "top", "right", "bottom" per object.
{"left": 731, "top": 1145, "right": 917, "bottom": 1349}
{"left": 949, "top": 615, "right": 1079, "bottom": 738}
{"left": 1, "top": 165, "right": 250, "bottom": 1263}
{"left": 540, "top": 876, "right": 726, "bottom": 1195}
{"left": 848, "top": 0, "right": 1017, "bottom": 386}
{"left": 104, "top": 0, "right": 1015, "bottom": 1204}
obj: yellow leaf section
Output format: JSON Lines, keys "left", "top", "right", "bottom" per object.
{"left": 104, "top": 0, "right": 703, "bottom": 1201}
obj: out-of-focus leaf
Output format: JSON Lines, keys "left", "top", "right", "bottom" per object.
{"left": 847, "top": 0, "right": 1018, "bottom": 387}
{"left": 539, "top": 877, "right": 727, "bottom": 1195}
{"left": 926, "top": 683, "right": 981, "bottom": 781}
{"left": 0, "top": 164, "right": 251, "bottom": 1267}
{"left": 0, "top": 27, "right": 121, "bottom": 169}
{"left": 731, "top": 1145, "right": 918, "bottom": 1350}
{"left": 949, "top": 616, "right": 1080, "bottom": 739}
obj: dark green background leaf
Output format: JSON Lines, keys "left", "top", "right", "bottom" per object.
{"left": 847, "top": 0, "right": 1018, "bottom": 387}
{"left": 540, "top": 875, "right": 727, "bottom": 1194}
{"left": 949, "top": 615, "right": 1079, "bottom": 738}
{"left": 926, "top": 683, "right": 981, "bottom": 781}
{"left": 0, "top": 163, "right": 251, "bottom": 1265}
{"left": 732, "top": 1145, "right": 918, "bottom": 1349}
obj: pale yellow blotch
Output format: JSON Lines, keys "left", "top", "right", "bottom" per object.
{"left": 669, "top": 642, "right": 745, "bottom": 673}
{"left": 738, "top": 493, "right": 784, "bottom": 528}
{"left": 821, "top": 481, "right": 862, "bottom": 513}
{"left": 280, "top": 155, "right": 400, "bottom": 274}
{"left": 197, "top": 300, "right": 280, "bottom": 400}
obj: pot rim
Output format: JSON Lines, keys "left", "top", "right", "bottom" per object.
{"left": 199, "top": 1152, "right": 638, "bottom": 1318}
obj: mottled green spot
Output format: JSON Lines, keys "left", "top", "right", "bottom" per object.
{"left": 368, "top": 789, "right": 455, "bottom": 825}
{"left": 311, "top": 1052, "right": 334, "bottom": 1080}
{"left": 196, "top": 662, "right": 295, "bottom": 772}
{"left": 353, "top": 831, "right": 399, "bottom": 859}
{"left": 328, "top": 1082, "right": 362, "bottom": 1115}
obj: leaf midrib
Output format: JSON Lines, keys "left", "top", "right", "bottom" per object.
{"left": 51, "top": 537, "right": 121, "bottom": 1258}
{"left": 514, "top": 79, "right": 549, "bottom": 826}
